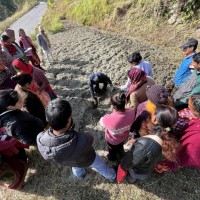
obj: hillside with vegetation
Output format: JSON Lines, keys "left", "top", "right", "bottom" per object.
{"left": 43, "top": 0, "right": 200, "bottom": 47}
{"left": 0, "top": 0, "right": 40, "bottom": 21}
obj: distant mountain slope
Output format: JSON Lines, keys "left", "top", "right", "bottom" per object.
{"left": 0, "top": 0, "right": 37, "bottom": 21}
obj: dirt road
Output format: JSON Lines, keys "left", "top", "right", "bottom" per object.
{"left": 9, "top": 1, "right": 47, "bottom": 41}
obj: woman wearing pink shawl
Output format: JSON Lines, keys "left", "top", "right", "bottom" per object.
{"left": 18, "top": 28, "right": 43, "bottom": 70}
{"left": 125, "top": 68, "right": 155, "bottom": 111}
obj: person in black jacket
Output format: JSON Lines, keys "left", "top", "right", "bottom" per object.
{"left": 88, "top": 72, "right": 113, "bottom": 104}
{"left": 37, "top": 99, "right": 116, "bottom": 181}
{"left": 0, "top": 89, "right": 44, "bottom": 146}
{"left": 120, "top": 105, "right": 180, "bottom": 183}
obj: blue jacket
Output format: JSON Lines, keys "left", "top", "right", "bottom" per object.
{"left": 174, "top": 54, "right": 195, "bottom": 86}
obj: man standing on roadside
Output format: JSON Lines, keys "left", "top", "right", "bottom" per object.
{"left": 36, "top": 26, "right": 55, "bottom": 64}
{"left": 174, "top": 38, "right": 198, "bottom": 87}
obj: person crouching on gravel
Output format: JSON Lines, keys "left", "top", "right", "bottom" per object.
{"left": 37, "top": 99, "right": 116, "bottom": 181}
{"left": 89, "top": 72, "right": 113, "bottom": 105}
{"left": 125, "top": 68, "right": 155, "bottom": 112}
{"left": 100, "top": 92, "right": 135, "bottom": 162}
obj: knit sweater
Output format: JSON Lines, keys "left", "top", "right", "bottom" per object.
{"left": 100, "top": 109, "right": 135, "bottom": 145}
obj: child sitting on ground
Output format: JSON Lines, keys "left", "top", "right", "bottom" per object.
{"left": 119, "top": 105, "right": 180, "bottom": 183}
{"left": 37, "top": 99, "right": 116, "bottom": 181}
{"left": 100, "top": 93, "right": 135, "bottom": 162}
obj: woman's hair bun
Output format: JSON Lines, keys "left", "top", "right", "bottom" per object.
{"left": 119, "top": 92, "right": 126, "bottom": 101}
{"left": 11, "top": 74, "right": 20, "bottom": 81}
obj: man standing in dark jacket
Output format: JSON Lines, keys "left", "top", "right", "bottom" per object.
{"left": 37, "top": 99, "right": 116, "bottom": 181}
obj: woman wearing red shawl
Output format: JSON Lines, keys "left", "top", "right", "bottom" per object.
{"left": 125, "top": 68, "right": 155, "bottom": 111}
{"left": 0, "top": 35, "right": 24, "bottom": 60}
{"left": 12, "top": 59, "right": 57, "bottom": 100}
{"left": 155, "top": 95, "right": 200, "bottom": 173}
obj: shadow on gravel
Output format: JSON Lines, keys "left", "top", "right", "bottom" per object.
{"left": 59, "top": 58, "right": 90, "bottom": 66}
{"left": 23, "top": 171, "right": 111, "bottom": 199}
{"left": 22, "top": 147, "right": 112, "bottom": 200}
{"left": 47, "top": 67, "right": 85, "bottom": 76}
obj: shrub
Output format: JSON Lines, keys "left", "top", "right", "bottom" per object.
{"left": 67, "top": 0, "right": 113, "bottom": 25}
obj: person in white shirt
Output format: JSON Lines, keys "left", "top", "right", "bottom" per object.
{"left": 120, "top": 51, "right": 153, "bottom": 91}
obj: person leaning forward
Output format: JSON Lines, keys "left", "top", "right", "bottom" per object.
{"left": 88, "top": 72, "right": 113, "bottom": 104}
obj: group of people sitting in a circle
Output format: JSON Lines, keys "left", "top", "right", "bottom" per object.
{"left": 0, "top": 33, "right": 199, "bottom": 189}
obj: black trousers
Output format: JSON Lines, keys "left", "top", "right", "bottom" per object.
{"left": 107, "top": 141, "right": 125, "bottom": 162}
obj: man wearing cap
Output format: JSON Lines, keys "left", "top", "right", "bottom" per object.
{"left": 89, "top": 72, "right": 113, "bottom": 101}
{"left": 174, "top": 38, "right": 198, "bottom": 86}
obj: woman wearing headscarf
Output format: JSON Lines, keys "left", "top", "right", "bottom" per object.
{"left": 12, "top": 59, "right": 57, "bottom": 100}
{"left": 19, "top": 28, "right": 42, "bottom": 70}
{"left": 125, "top": 68, "right": 155, "bottom": 111}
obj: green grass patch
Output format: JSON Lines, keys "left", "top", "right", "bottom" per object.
{"left": 42, "top": 0, "right": 68, "bottom": 33}
{"left": 43, "top": 13, "right": 64, "bottom": 34}
{"left": 67, "top": 0, "right": 126, "bottom": 25}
